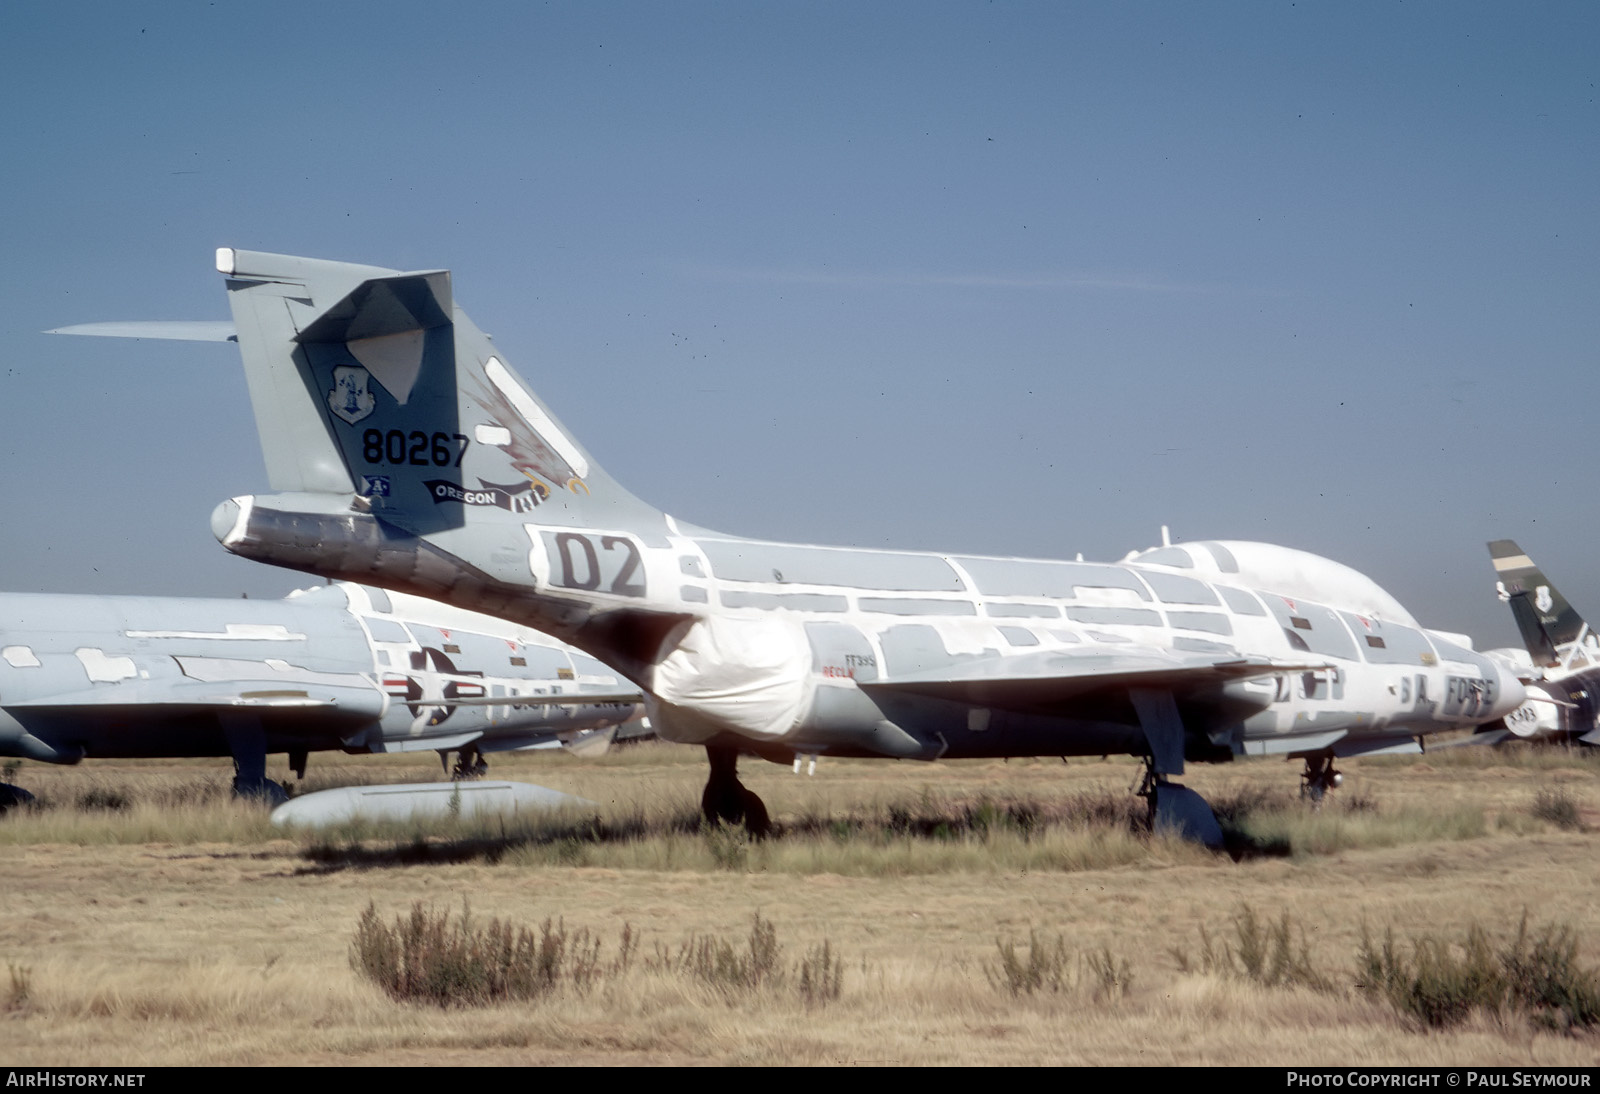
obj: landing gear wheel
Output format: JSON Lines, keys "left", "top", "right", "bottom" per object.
{"left": 701, "top": 745, "right": 772, "bottom": 838}
{"left": 231, "top": 776, "right": 288, "bottom": 807}
{"left": 738, "top": 787, "right": 770, "bottom": 836}
{"left": 451, "top": 747, "right": 488, "bottom": 780}
{"left": 1300, "top": 753, "right": 1342, "bottom": 806}
{"left": 1134, "top": 755, "right": 1224, "bottom": 848}
{"left": 0, "top": 783, "right": 36, "bottom": 813}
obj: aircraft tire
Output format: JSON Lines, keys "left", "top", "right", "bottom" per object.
{"left": 0, "top": 783, "right": 36, "bottom": 813}
{"left": 700, "top": 780, "right": 771, "bottom": 838}
{"left": 232, "top": 776, "right": 289, "bottom": 807}
{"left": 739, "top": 787, "right": 771, "bottom": 839}
{"left": 1151, "top": 783, "right": 1224, "bottom": 849}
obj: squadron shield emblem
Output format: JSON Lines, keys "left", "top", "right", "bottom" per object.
{"left": 1536, "top": 585, "right": 1555, "bottom": 615}
{"left": 328, "top": 365, "right": 376, "bottom": 425}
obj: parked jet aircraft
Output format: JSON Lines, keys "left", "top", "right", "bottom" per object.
{"left": 0, "top": 580, "right": 642, "bottom": 800}
{"left": 60, "top": 249, "right": 1524, "bottom": 835}
{"left": 1480, "top": 540, "right": 1600, "bottom": 745}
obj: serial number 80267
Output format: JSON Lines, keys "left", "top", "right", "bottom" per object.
{"left": 362, "top": 429, "right": 470, "bottom": 467}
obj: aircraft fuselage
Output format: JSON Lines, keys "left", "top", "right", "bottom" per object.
{"left": 0, "top": 582, "right": 638, "bottom": 766}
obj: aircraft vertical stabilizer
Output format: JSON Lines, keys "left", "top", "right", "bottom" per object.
{"left": 210, "top": 249, "right": 686, "bottom": 678}
{"left": 1489, "top": 539, "right": 1585, "bottom": 667}
{"left": 216, "top": 247, "right": 665, "bottom": 541}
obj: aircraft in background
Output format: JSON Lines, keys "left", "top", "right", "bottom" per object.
{"left": 57, "top": 250, "right": 1525, "bottom": 839}
{"left": 0, "top": 580, "right": 642, "bottom": 802}
{"left": 1476, "top": 540, "right": 1600, "bottom": 746}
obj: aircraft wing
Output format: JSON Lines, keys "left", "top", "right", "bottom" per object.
{"left": 4, "top": 675, "right": 385, "bottom": 720}
{"left": 859, "top": 648, "right": 1330, "bottom": 711}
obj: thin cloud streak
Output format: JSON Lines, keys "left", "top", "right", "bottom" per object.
{"left": 679, "top": 263, "right": 1270, "bottom": 295}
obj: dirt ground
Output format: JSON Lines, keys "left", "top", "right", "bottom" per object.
{"left": 2, "top": 745, "right": 1598, "bottom": 1066}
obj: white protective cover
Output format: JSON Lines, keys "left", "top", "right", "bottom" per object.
{"left": 651, "top": 613, "right": 812, "bottom": 740}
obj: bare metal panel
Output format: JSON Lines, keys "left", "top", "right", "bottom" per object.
{"left": 1262, "top": 597, "right": 1358, "bottom": 661}
{"left": 1340, "top": 612, "right": 1439, "bottom": 666}
{"left": 1138, "top": 570, "right": 1220, "bottom": 606}
{"left": 985, "top": 603, "right": 1061, "bottom": 618}
{"left": 1173, "top": 637, "right": 1236, "bottom": 655}
{"left": 859, "top": 598, "right": 977, "bottom": 616}
{"left": 879, "top": 625, "right": 993, "bottom": 675}
{"left": 956, "top": 558, "right": 1151, "bottom": 600}
{"left": 699, "top": 540, "right": 963, "bottom": 591}
{"left": 1165, "top": 611, "right": 1233, "bottom": 635}
{"left": 721, "top": 591, "right": 848, "bottom": 612}
{"left": 1065, "top": 606, "right": 1163, "bottom": 627}
{"left": 1216, "top": 586, "right": 1267, "bottom": 616}
{"left": 1129, "top": 547, "right": 1194, "bottom": 569}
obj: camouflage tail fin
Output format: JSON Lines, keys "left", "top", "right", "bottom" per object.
{"left": 1488, "top": 539, "right": 1585, "bottom": 667}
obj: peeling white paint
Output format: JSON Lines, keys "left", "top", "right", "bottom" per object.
{"left": 2, "top": 645, "right": 41, "bottom": 668}
{"left": 75, "top": 648, "right": 137, "bottom": 682}
{"left": 125, "top": 624, "right": 305, "bottom": 641}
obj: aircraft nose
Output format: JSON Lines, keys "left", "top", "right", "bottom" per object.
{"left": 1490, "top": 661, "right": 1526, "bottom": 721}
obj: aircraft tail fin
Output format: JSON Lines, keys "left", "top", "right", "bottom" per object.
{"left": 216, "top": 247, "right": 663, "bottom": 539}
{"left": 1488, "top": 539, "right": 1585, "bottom": 667}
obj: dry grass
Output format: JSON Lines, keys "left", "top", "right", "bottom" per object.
{"left": 2, "top": 744, "right": 1598, "bottom": 1065}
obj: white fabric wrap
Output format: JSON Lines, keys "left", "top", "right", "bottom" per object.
{"left": 651, "top": 614, "right": 812, "bottom": 740}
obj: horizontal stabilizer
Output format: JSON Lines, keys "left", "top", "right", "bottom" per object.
{"left": 46, "top": 321, "right": 237, "bottom": 342}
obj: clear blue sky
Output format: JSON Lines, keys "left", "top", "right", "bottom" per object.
{"left": 1, "top": 1, "right": 1595, "bottom": 649}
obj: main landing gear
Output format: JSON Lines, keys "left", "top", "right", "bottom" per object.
{"left": 446, "top": 745, "right": 489, "bottom": 781}
{"left": 1135, "top": 755, "right": 1224, "bottom": 848}
{"left": 701, "top": 745, "right": 771, "bottom": 837}
{"left": 223, "top": 712, "right": 288, "bottom": 805}
{"left": 1300, "top": 752, "right": 1342, "bottom": 805}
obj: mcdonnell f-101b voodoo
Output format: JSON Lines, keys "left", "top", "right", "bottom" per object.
{"left": 0, "top": 581, "right": 641, "bottom": 801}
{"left": 81, "top": 249, "right": 1523, "bottom": 838}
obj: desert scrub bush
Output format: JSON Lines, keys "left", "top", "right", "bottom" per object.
{"left": 350, "top": 902, "right": 623, "bottom": 1006}
{"left": 797, "top": 939, "right": 843, "bottom": 1007}
{"left": 987, "top": 930, "right": 1132, "bottom": 1002}
{"left": 645, "top": 912, "right": 849, "bottom": 1006}
{"left": 1356, "top": 916, "right": 1600, "bottom": 1031}
{"left": 6, "top": 963, "right": 32, "bottom": 1012}
{"left": 1172, "top": 905, "right": 1332, "bottom": 992}
{"left": 648, "top": 911, "right": 783, "bottom": 993}
{"left": 1531, "top": 787, "right": 1583, "bottom": 831}
{"left": 353, "top": 906, "right": 845, "bottom": 1009}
